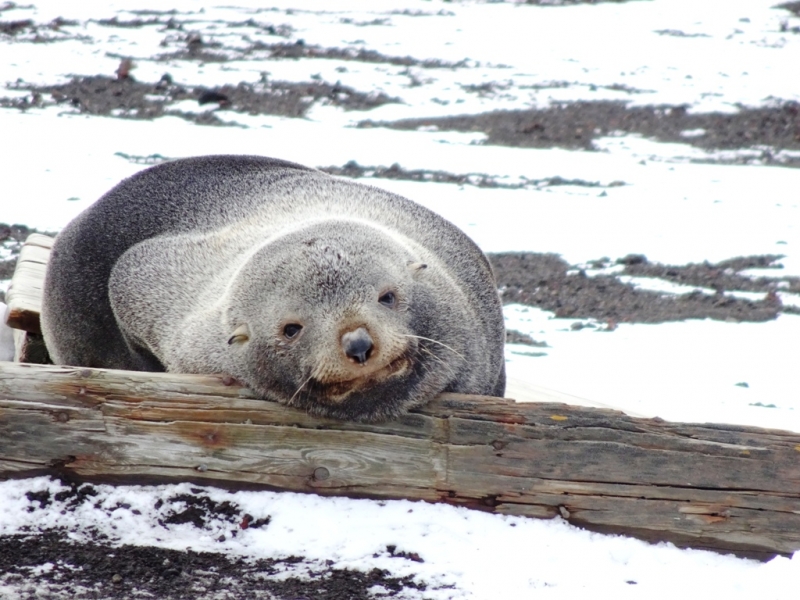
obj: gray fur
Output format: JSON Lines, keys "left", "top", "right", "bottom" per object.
{"left": 41, "top": 155, "right": 505, "bottom": 421}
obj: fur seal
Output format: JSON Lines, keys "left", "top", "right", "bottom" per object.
{"left": 41, "top": 155, "right": 505, "bottom": 421}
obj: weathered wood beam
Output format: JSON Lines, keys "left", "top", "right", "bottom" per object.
{"left": 1, "top": 362, "right": 798, "bottom": 560}
{"left": 5, "top": 233, "right": 52, "bottom": 335}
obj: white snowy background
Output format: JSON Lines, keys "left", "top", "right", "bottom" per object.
{"left": 1, "top": 0, "right": 800, "bottom": 597}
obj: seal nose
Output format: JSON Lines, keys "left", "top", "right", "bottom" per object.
{"left": 342, "top": 327, "right": 374, "bottom": 365}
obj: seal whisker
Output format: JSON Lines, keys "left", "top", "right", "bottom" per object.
{"left": 402, "top": 334, "right": 467, "bottom": 363}
{"left": 289, "top": 374, "right": 314, "bottom": 405}
{"left": 417, "top": 344, "right": 458, "bottom": 377}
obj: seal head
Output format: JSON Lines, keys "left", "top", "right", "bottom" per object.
{"left": 214, "top": 222, "right": 454, "bottom": 421}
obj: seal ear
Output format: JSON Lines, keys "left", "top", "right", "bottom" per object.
{"left": 227, "top": 324, "right": 251, "bottom": 345}
{"left": 407, "top": 261, "right": 427, "bottom": 276}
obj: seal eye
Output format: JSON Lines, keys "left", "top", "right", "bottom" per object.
{"left": 283, "top": 323, "right": 303, "bottom": 339}
{"left": 378, "top": 291, "right": 397, "bottom": 308}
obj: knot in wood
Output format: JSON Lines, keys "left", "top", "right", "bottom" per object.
{"left": 54, "top": 412, "right": 70, "bottom": 423}
{"left": 49, "top": 455, "right": 76, "bottom": 468}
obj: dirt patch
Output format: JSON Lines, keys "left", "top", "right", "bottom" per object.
{"left": 488, "top": 252, "right": 793, "bottom": 325}
{"left": 777, "top": 2, "right": 800, "bottom": 17}
{"left": 321, "top": 161, "right": 625, "bottom": 189}
{"left": 101, "top": 21, "right": 467, "bottom": 68}
{"left": 619, "top": 254, "right": 800, "bottom": 295}
{"left": 4, "top": 74, "right": 397, "bottom": 123}
{"left": 363, "top": 101, "right": 800, "bottom": 165}
{"left": 116, "top": 12, "right": 465, "bottom": 67}
{"left": 0, "top": 532, "right": 426, "bottom": 600}
{"left": 462, "top": 80, "right": 651, "bottom": 99}
{"left": 506, "top": 329, "right": 548, "bottom": 347}
{"left": 261, "top": 40, "right": 470, "bottom": 68}
{"left": 0, "top": 15, "right": 81, "bottom": 42}
{"left": 0, "top": 482, "right": 429, "bottom": 599}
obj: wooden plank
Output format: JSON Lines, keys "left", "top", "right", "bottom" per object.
{"left": 20, "top": 233, "right": 54, "bottom": 250}
{"left": 1, "top": 362, "right": 799, "bottom": 560}
{"left": 5, "top": 234, "right": 54, "bottom": 334}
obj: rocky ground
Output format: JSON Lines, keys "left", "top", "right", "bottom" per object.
{"left": 0, "top": 481, "right": 429, "bottom": 600}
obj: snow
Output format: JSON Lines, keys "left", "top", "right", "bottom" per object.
{"left": 0, "top": 477, "right": 796, "bottom": 599}
{"left": 2, "top": 0, "right": 800, "bottom": 596}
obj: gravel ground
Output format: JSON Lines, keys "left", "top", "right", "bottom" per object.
{"left": 362, "top": 101, "right": 800, "bottom": 166}
{"left": 0, "top": 482, "right": 427, "bottom": 600}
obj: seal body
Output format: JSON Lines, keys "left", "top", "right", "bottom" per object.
{"left": 41, "top": 155, "right": 505, "bottom": 421}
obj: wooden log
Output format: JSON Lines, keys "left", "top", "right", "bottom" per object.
{"left": 4, "top": 234, "right": 51, "bottom": 363}
{"left": 1, "top": 362, "right": 799, "bottom": 560}
{"left": 5, "top": 233, "right": 52, "bottom": 334}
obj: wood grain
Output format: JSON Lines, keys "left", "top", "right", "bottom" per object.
{"left": 5, "top": 233, "right": 53, "bottom": 334}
